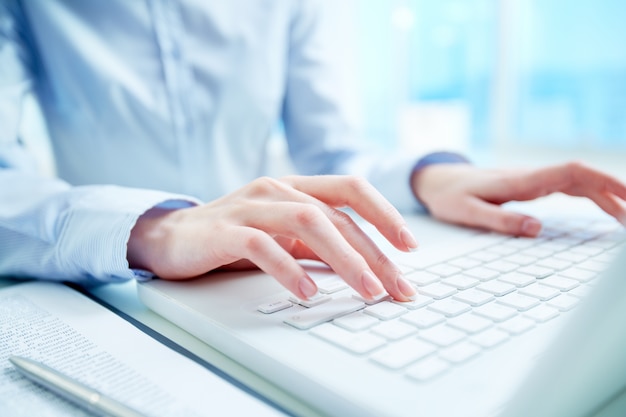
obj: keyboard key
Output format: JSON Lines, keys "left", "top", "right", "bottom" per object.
{"left": 453, "top": 289, "right": 494, "bottom": 306}
{"left": 333, "top": 312, "right": 379, "bottom": 331}
{"left": 485, "top": 245, "right": 518, "bottom": 256}
{"left": 524, "top": 305, "right": 560, "bottom": 323}
{"left": 427, "top": 264, "right": 463, "bottom": 277}
{"left": 570, "top": 246, "right": 605, "bottom": 257}
{"left": 477, "top": 281, "right": 516, "bottom": 297}
{"left": 541, "top": 275, "right": 579, "bottom": 292}
{"left": 447, "top": 313, "right": 492, "bottom": 334}
{"left": 505, "top": 254, "right": 538, "bottom": 266}
{"left": 310, "top": 323, "right": 386, "bottom": 354}
{"left": 547, "top": 294, "right": 579, "bottom": 311}
{"left": 406, "top": 357, "right": 450, "bottom": 382}
{"left": 406, "top": 271, "right": 440, "bottom": 286}
{"left": 419, "top": 325, "right": 466, "bottom": 347}
{"left": 317, "top": 278, "right": 349, "bottom": 294}
{"left": 577, "top": 259, "right": 610, "bottom": 273}
{"left": 371, "top": 321, "right": 417, "bottom": 340}
{"left": 595, "top": 252, "right": 618, "bottom": 263}
{"left": 517, "top": 265, "right": 554, "bottom": 279}
{"left": 370, "top": 338, "right": 437, "bottom": 369}
{"left": 391, "top": 296, "right": 434, "bottom": 310}
{"left": 289, "top": 293, "right": 332, "bottom": 308}
{"left": 258, "top": 299, "right": 293, "bottom": 314}
{"left": 521, "top": 247, "right": 555, "bottom": 259}
{"left": 569, "top": 285, "right": 593, "bottom": 299}
{"left": 442, "top": 274, "right": 480, "bottom": 290}
{"left": 505, "top": 237, "right": 538, "bottom": 249}
{"left": 536, "top": 258, "right": 573, "bottom": 271}
{"left": 519, "top": 283, "right": 560, "bottom": 301}
{"left": 448, "top": 257, "right": 482, "bottom": 269}
{"left": 284, "top": 297, "right": 365, "bottom": 330}
{"left": 559, "top": 267, "right": 597, "bottom": 283}
{"left": 468, "top": 251, "right": 501, "bottom": 263}
{"left": 419, "top": 283, "right": 457, "bottom": 300}
{"left": 352, "top": 294, "right": 392, "bottom": 305}
{"left": 471, "top": 328, "right": 509, "bottom": 348}
{"left": 553, "top": 251, "right": 589, "bottom": 263}
{"left": 440, "top": 341, "right": 482, "bottom": 364}
{"left": 497, "top": 293, "right": 540, "bottom": 311}
{"left": 499, "top": 316, "right": 535, "bottom": 335}
{"left": 364, "top": 301, "right": 407, "bottom": 320}
{"left": 474, "top": 303, "right": 517, "bottom": 322}
{"left": 428, "top": 299, "right": 471, "bottom": 317}
{"left": 484, "top": 260, "right": 518, "bottom": 273}
{"left": 538, "top": 241, "right": 571, "bottom": 252}
{"left": 401, "top": 309, "right": 446, "bottom": 329}
{"left": 498, "top": 272, "right": 536, "bottom": 287}
{"left": 464, "top": 267, "right": 500, "bottom": 281}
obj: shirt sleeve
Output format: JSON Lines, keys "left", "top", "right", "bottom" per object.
{"left": 0, "top": 4, "right": 199, "bottom": 285}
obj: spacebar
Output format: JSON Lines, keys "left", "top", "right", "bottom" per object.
{"left": 284, "top": 297, "right": 365, "bottom": 330}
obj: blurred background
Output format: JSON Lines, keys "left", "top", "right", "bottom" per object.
{"left": 356, "top": 0, "right": 626, "bottom": 166}
{"left": 21, "top": 0, "right": 626, "bottom": 176}
{"left": 355, "top": 0, "right": 626, "bottom": 165}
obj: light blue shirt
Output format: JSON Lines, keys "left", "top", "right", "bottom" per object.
{"left": 0, "top": 0, "right": 422, "bottom": 284}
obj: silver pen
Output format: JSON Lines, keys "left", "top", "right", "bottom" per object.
{"left": 9, "top": 355, "right": 148, "bottom": 417}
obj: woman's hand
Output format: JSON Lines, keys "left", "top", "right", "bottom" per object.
{"left": 412, "top": 161, "right": 626, "bottom": 237}
{"left": 127, "top": 175, "right": 419, "bottom": 301}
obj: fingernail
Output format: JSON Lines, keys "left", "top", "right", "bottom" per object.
{"left": 400, "top": 226, "right": 419, "bottom": 252}
{"left": 397, "top": 276, "right": 417, "bottom": 300}
{"left": 521, "top": 218, "right": 542, "bottom": 236}
{"left": 361, "top": 270, "right": 386, "bottom": 300}
{"left": 298, "top": 276, "right": 318, "bottom": 299}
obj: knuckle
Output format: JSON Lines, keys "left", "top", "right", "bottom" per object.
{"left": 270, "top": 255, "right": 294, "bottom": 276}
{"left": 328, "top": 208, "right": 354, "bottom": 228}
{"left": 242, "top": 231, "right": 266, "bottom": 254}
{"left": 345, "top": 175, "right": 372, "bottom": 194}
{"left": 248, "top": 176, "right": 283, "bottom": 196}
{"left": 293, "top": 205, "right": 324, "bottom": 228}
{"left": 380, "top": 200, "right": 400, "bottom": 218}
{"left": 564, "top": 160, "right": 586, "bottom": 182}
{"left": 375, "top": 251, "right": 394, "bottom": 270}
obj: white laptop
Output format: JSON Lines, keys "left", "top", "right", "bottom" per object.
{"left": 137, "top": 196, "right": 626, "bottom": 417}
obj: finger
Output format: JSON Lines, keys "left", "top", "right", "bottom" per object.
{"left": 227, "top": 226, "right": 319, "bottom": 300}
{"left": 244, "top": 201, "right": 389, "bottom": 300}
{"left": 566, "top": 162, "right": 626, "bottom": 197}
{"left": 444, "top": 197, "right": 543, "bottom": 237}
{"left": 241, "top": 177, "right": 417, "bottom": 300}
{"left": 247, "top": 201, "right": 416, "bottom": 301}
{"left": 281, "top": 175, "right": 419, "bottom": 252}
{"left": 274, "top": 236, "right": 323, "bottom": 262}
{"left": 586, "top": 191, "right": 626, "bottom": 225}
{"left": 219, "top": 239, "right": 323, "bottom": 271}
{"left": 524, "top": 163, "right": 626, "bottom": 223}
{"left": 505, "top": 163, "right": 626, "bottom": 203}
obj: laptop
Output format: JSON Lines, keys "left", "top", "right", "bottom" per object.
{"left": 137, "top": 196, "right": 626, "bottom": 417}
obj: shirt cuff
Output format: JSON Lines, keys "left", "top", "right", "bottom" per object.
{"left": 59, "top": 188, "right": 200, "bottom": 284}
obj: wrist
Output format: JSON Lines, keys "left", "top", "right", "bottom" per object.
{"left": 127, "top": 206, "right": 179, "bottom": 272}
{"left": 410, "top": 151, "right": 470, "bottom": 208}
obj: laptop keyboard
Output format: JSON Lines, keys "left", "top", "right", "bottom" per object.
{"left": 259, "top": 218, "right": 625, "bottom": 382}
